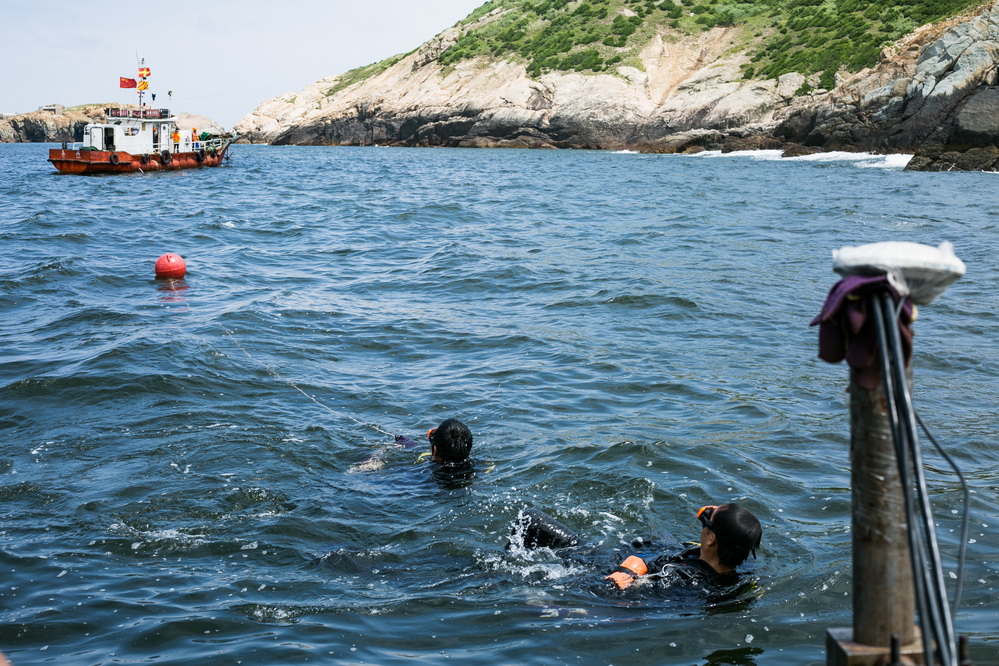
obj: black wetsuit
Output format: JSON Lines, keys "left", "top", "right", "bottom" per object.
{"left": 511, "top": 510, "right": 743, "bottom": 593}
{"left": 645, "top": 547, "right": 738, "bottom": 588}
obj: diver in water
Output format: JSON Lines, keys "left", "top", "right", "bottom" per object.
{"left": 427, "top": 418, "right": 473, "bottom": 465}
{"left": 425, "top": 418, "right": 476, "bottom": 488}
{"left": 313, "top": 419, "right": 478, "bottom": 571}
{"left": 349, "top": 418, "right": 474, "bottom": 473}
{"left": 511, "top": 503, "right": 762, "bottom": 592}
{"left": 605, "top": 503, "right": 762, "bottom": 589}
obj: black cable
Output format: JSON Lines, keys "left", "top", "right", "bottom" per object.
{"left": 916, "top": 409, "right": 971, "bottom": 613}
{"left": 880, "top": 292, "right": 959, "bottom": 665}
{"left": 873, "top": 296, "right": 936, "bottom": 663}
{"left": 879, "top": 294, "right": 950, "bottom": 665}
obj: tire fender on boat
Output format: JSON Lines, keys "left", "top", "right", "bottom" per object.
{"left": 208, "top": 148, "right": 218, "bottom": 158}
{"left": 161, "top": 150, "right": 172, "bottom": 165}
{"left": 109, "top": 153, "right": 120, "bottom": 166}
{"left": 195, "top": 149, "right": 206, "bottom": 162}
{"left": 140, "top": 153, "right": 149, "bottom": 165}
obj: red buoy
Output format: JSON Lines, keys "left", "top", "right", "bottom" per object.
{"left": 155, "top": 253, "right": 187, "bottom": 279}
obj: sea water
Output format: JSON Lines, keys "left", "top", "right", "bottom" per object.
{"left": 1, "top": 143, "right": 997, "bottom": 665}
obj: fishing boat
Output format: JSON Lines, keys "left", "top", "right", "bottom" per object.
{"left": 48, "top": 62, "right": 233, "bottom": 175}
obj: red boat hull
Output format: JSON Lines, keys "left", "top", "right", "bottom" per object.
{"left": 48, "top": 143, "right": 230, "bottom": 175}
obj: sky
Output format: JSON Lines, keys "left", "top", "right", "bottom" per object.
{"left": 1, "top": 0, "right": 486, "bottom": 128}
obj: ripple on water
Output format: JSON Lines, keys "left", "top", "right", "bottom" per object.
{"left": 0, "top": 144, "right": 996, "bottom": 664}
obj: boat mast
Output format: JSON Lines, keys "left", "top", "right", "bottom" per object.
{"left": 137, "top": 57, "right": 150, "bottom": 111}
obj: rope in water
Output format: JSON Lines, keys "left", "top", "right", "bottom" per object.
{"left": 221, "top": 326, "right": 394, "bottom": 438}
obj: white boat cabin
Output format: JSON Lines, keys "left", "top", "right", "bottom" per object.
{"left": 83, "top": 108, "right": 205, "bottom": 154}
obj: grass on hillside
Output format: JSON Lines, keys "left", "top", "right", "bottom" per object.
{"left": 438, "top": 0, "right": 983, "bottom": 89}
{"left": 326, "top": 54, "right": 408, "bottom": 97}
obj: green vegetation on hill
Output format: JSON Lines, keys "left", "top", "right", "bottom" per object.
{"left": 750, "top": 0, "right": 980, "bottom": 88}
{"left": 326, "top": 54, "right": 407, "bottom": 96}
{"left": 438, "top": 0, "right": 983, "bottom": 88}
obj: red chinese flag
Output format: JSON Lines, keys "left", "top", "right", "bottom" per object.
{"left": 120, "top": 77, "right": 137, "bottom": 88}
{"left": 138, "top": 67, "right": 150, "bottom": 78}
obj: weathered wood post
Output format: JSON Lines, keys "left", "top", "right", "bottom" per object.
{"left": 824, "top": 314, "right": 920, "bottom": 665}
{"left": 813, "top": 242, "right": 966, "bottom": 665}
{"left": 846, "top": 363, "right": 916, "bottom": 647}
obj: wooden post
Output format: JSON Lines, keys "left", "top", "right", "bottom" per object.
{"left": 828, "top": 360, "right": 921, "bottom": 665}
{"left": 820, "top": 243, "right": 966, "bottom": 665}
{"left": 849, "top": 369, "right": 916, "bottom": 646}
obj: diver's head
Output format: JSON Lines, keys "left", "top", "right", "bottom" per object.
{"left": 427, "top": 418, "right": 473, "bottom": 465}
{"left": 697, "top": 503, "right": 762, "bottom": 570}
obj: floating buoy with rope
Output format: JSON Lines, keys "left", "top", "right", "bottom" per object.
{"left": 154, "top": 253, "right": 186, "bottom": 279}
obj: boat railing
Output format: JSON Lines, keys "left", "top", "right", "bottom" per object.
{"left": 152, "top": 135, "right": 234, "bottom": 152}
{"left": 191, "top": 136, "right": 231, "bottom": 152}
{"left": 59, "top": 134, "right": 234, "bottom": 153}
{"left": 105, "top": 107, "right": 172, "bottom": 120}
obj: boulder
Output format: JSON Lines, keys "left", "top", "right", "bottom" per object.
{"left": 949, "top": 86, "right": 999, "bottom": 149}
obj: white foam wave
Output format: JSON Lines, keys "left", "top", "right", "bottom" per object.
{"left": 786, "top": 151, "right": 913, "bottom": 169}
{"left": 482, "top": 552, "right": 589, "bottom": 582}
{"left": 686, "top": 148, "right": 912, "bottom": 169}
{"left": 715, "top": 149, "right": 786, "bottom": 160}
{"left": 858, "top": 153, "right": 914, "bottom": 169}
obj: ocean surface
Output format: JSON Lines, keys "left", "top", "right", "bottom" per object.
{"left": 1, "top": 143, "right": 996, "bottom": 665}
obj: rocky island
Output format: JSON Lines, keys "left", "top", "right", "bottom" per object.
{"left": 1, "top": 105, "right": 225, "bottom": 145}
{"left": 235, "top": 0, "right": 999, "bottom": 171}
{"left": 0, "top": 105, "right": 106, "bottom": 143}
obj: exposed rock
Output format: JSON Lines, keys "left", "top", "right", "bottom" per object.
{"left": 174, "top": 113, "right": 226, "bottom": 135}
{"left": 235, "top": 22, "right": 801, "bottom": 151}
{"left": 0, "top": 108, "right": 103, "bottom": 143}
{"left": 232, "top": 0, "right": 999, "bottom": 170}
{"left": 781, "top": 143, "right": 824, "bottom": 158}
{"left": 773, "top": 0, "right": 999, "bottom": 170}
{"left": 719, "top": 134, "right": 786, "bottom": 153}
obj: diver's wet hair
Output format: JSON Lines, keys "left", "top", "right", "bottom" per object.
{"left": 430, "top": 418, "right": 473, "bottom": 464}
{"left": 712, "top": 503, "right": 762, "bottom": 569}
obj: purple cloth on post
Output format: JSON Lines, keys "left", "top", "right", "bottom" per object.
{"left": 810, "top": 275, "right": 914, "bottom": 390}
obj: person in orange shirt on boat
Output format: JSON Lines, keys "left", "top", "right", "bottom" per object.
{"left": 192, "top": 128, "right": 199, "bottom": 150}
{"left": 171, "top": 129, "right": 180, "bottom": 152}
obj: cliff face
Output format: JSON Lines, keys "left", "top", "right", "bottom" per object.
{"left": 0, "top": 108, "right": 104, "bottom": 143}
{"left": 234, "top": 1, "right": 999, "bottom": 170}
{"left": 775, "top": 1, "right": 999, "bottom": 170}
{"left": 235, "top": 16, "right": 807, "bottom": 150}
